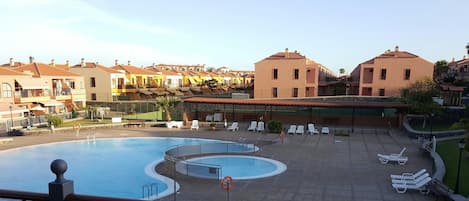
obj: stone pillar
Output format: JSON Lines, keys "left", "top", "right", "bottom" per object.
{"left": 49, "top": 159, "right": 74, "bottom": 201}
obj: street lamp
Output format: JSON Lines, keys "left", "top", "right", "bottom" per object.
{"left": 9, "top": 104, "right": 13, "bottom": 132}
{"left": 430, "top": 113, "right": 434, "bottom": 137}
{"left": 455, "top": 139, "right": 465, "bottom": 194}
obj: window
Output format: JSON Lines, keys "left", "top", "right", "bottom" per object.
{"left": 1, "top": 83, "right": 12, "bottom": 98}
{"left": 294, "top": 69, "right": 299, "bottom": 80}
{"left": 273, "top": 68, "right": 278, "bottom": 80}
{"left": 272, "top": 87, "right": 278, "bottom": 98}
{"left": 380, "top": 69, "right": 386, "bottom": 80}
{"left": 90, "top": 77, "right": 96, "bottom": 88}
{"left": 379, "top": 88, "right": 385, "bottom": 96}
{"left": 91, "top": 93, "right": 97, "bottom": 100}
{"left": 404, "top": 69, "right": 411, "bottom": 80}
{"left": 292, "top": 88, "right": 298, "bottom": 97}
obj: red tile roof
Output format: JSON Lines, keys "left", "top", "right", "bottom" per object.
{"left": 0, "top": 62, "right": 25, "bottom": 67}
{"left": 71, "top": 62, "right": 121, "bottom": 73}
{"left": 183, "top": 97, "right": 408, "bottom": 108}
{"left": 263, "top": 52, "right": 306, "bottom": 60}
{"left": 361, "top": 50, "right": 419, "bottom": 65}
{"left": 111, "top": 65, "right": 158, "bottom": 75}
{"left": 14, "top": 63, "right": 81, "bottom": 77}
{"left": 0, "top": 68, "right": 30, "bottom": 76}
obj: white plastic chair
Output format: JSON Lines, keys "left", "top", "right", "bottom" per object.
{"left": 391, "top": 177, "right": 431, "bottom": 194}
{"left": 296, "top": 125, "right": 304, "bottom": 135}
{"left": 390, "top": 169, "right": 427, "bottom": 180}
{"left": 287, "top": 125, "right": 297, "bottom": 135}
{"left": 321, "top": 127, "right": 329, "bottom": 134}
{"left": 256, "top": 121, "right": 265, "bottom": 132}
{"left": 390, "top": 147, "right": 407, "bottom": 157}
{"left": 307, "top": 123, "right": 319, "bottom": 135}
{"left": 227, "top": 122, "right": 239, "bottom": 131}
{"left": 247, "top": 121, "right": 257, "bottom": 132}
{"left": 190, "top": 120, "right": 199, "bottom": 130}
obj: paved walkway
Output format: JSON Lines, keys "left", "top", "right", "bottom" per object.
{"left": 0, "top": 126, "right": 434, "bottom": 201}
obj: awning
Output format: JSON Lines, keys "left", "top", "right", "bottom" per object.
{"left": 16, "top": 79, "right": 49, "bottom": 90}
{"left": 41, "top": 100, "right": 64, "bottom": 106}
{"left": 30, "top": 105, "right": 45, "bottom": 111}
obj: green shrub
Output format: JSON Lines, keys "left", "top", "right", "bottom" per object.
{"left": 47, "top": 116, "right": 63, "bottom": 127}
{"left": 267, "top": 120, "right": 283, "bottom": 134}
{"left": 71, "top": 108, "right": 79, "bottom": 118}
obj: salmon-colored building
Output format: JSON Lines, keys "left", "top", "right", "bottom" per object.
{"left": 254, "top": 48, "right": 335, "bottom": 99}
{"left": 350, "top": 46, "right": 434, "bottom": 97}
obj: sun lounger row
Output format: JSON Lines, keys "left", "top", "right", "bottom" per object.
{"left": 247, "top": 121, "right": 264, "bottom": 132}
{"left": 287, "top": 123, "right": 328, "bottom": 135}
{"left": 390, "top": 169, "right": 431, "bottom": 194}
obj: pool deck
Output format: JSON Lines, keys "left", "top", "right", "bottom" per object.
{"left": 0, "top": 126, "right": 434, "bottom": 201}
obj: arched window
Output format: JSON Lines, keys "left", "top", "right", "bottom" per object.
{"left": 1, "top": 83, "right": 12, "bottom": 98}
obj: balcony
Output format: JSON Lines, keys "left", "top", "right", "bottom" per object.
{"left": 14, "top": 96, "right": 50, "bottom": 104}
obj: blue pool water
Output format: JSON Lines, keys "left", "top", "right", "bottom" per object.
{"left": 0, "top": 137, "right": 219, "bottom": 199}
{"left": 181, "top": 155, "right": 287, "bottom": 180}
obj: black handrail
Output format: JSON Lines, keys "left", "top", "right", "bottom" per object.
{"left": 66, "top": 194, "right": 141, "bottom": 201}
{"left": 0, "top": 189, "right": 48, "bottom": 201}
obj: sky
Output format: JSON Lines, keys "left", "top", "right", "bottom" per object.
{"left": 0, "top": 0, "right": 468, "bottom": 73}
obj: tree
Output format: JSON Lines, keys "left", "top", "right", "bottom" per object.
{"left": 339, "top": 68, "right": 345, "bottom": 75}
{"left": 401, "top": 78, "right": 441, "bottom": 128}
{"left": 155, "top": 96, "right": 180, "bottom": 121}
{"left": 434, "top": 60, "right": 448, "bottom": 77}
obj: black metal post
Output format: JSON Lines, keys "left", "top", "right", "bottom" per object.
{"left": 9, "top": 104, "right": 13, "bottom": 131}
{"left": 351, "top": 107, "right": 355, "bottom": 133}
{"left": 49, "top": 159, "right": 74, "bottom": 201}
{"left": 455, "top": 140, "right": 464, "bottom": 194}
{"left": 430, "top": 113, "right": 434, "bottom": 137}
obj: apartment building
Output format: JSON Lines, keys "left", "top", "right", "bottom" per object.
{"left": 0, "top": 68, "right": 30, "bottom": 121}
{"left": 448, "top": 56, "right": 469, "bottom": 82}
{"left": 254, "top": 48, "right": 335, "bottom": 99}
{"left": 12, "top": 61, "right": 86, "bottom": 113}
{"left": 350, "top": 46, "right": 433, "bottom": 96}
{"left": 69, "top": 60, "right": 126, "bottom": 102}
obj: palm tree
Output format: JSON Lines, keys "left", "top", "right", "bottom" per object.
{"left": 339, "top": 68, "right": 345, "bottom": 75}
{"left": 155, "top": 96, "right": 180, "bottom": 121}
{"left": 466, "top": 43, "right": 469, "bottom": 55}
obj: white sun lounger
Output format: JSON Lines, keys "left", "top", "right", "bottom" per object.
{"left": 392, "top": 177, "right": 432, "bottom": 194}
{"left": 247, "top": 121, "right": 257, "bottom": 132}
{"left": 190, "top": 120, "right": 199, "bottom": 130}
{"left": 377, "top": 154, "right": 408, "bottom": 165}
{"left": 390, "top": 169, "right": 427, "bottom": 180}
{"left": 256, "top": 121, "right": 265, "bottom": 132}
{"left": 296, "top": 125, "right": 305, "bottom": 135}
{"left": 287, "top": 125, "right": 297, "bottom": 135}
{"left": 307, "top": 123, "right": 319, "bottom": 135}
{"left": 392, "top": 173, "right": 430, "bottom": 185}
{"left": 227, "top": 122, "right": 239, "bottom": 131}
{"left": 390, "top": 147, "right": 407, "bottom": 157}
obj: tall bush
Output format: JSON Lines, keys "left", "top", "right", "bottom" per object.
{"left": 47, "top": 116, "right": 63, "bottom": 127}
{"left": 267, "top": 120, "right": 283, "bottom": 134}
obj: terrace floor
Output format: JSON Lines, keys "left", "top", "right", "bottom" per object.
{"left": 0, "top": 125, "right": 434, "bottom": 201}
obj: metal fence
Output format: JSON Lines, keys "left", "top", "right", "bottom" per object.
{"left": 165, "top": 142, "right": 257, "bottom": 180}
{"left": 1, "top": 112, "right": 73, "bottom": 133}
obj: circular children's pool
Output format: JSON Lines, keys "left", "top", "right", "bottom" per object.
{"left": 177, "top": 155, "right": 287, "bottom": 180}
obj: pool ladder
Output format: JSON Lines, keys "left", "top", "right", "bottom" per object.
{"left": 86, "top": 134, "right": 96, "bottom": 144}
{"left": 142, "top": 183, "right": 159, "bottom": 200}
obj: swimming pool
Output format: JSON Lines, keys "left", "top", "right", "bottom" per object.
{"left": 177, "top": 155, "right": 287, "bottom": 180}
{"left": 0, "top": 137, "right": 222, "bottom": 199}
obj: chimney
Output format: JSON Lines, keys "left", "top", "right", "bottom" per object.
{"left": 452, "top": 58, "right": 455, "bottom": 62}
{"left": 394, "top": 46, "right": 399, "bottom": 52}
{"left": 9, "top": 58, "right": 13, "bottom": 67}
{"left": 152, "top": 62, "right": 156, "bottom": 68}
{"left": 66, "top": 60, "right": 70, "bottom": 67}
{"left": 464, "top": 55, "right": 467, "bottom": 60}
{"left": 285, "top": 48, "right": 289, "bottom": 58}
{"left": 80, "top": 58, "right": 85, "bottom": 67}
{"left": 51, "top": 59, "right": 55, "bottom": 67}
{"left": 115, "top": 59, "right": 119, "bottom": 65}
{"left": 128, "top": 60, "right": 131, "bottom": 66}
{"left": 96, "top": 61, "right": 99, "bottom": 65}
{"left": 29, "top": 56, "right": 34, "bottom": 64}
